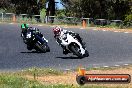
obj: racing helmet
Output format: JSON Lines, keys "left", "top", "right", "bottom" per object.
{"left": 21, "top": 23, "right": 29, "bottom": 31}
{"left": 53, "top": 26, "right": 62, "bottom": 36}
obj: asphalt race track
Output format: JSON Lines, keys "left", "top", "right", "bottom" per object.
{"left": 0, "top": 23, "right": 132, "bottom": 70}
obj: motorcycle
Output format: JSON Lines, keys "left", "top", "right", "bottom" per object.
{"left": 23, "top": 31, "right": 50, "bottom": 53}
{"left": 60, "top": 33, "right": 89, "bottom": 58}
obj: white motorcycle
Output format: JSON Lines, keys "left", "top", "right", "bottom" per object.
{"left": 60, "top": 33, "right": 89, "bottom": 58}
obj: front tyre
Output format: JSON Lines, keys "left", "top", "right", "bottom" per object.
{"left": 46, "top": 45, "right": 50, "bottom": 52}
{"left": 84, "top": 50, "right": 89, "bottom": 57}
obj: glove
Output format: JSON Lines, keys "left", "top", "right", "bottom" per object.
{"left": 43, "top": 37, "right": 48, "bottom": 42}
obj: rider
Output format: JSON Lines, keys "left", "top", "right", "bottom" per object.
{"left": 21, "top": 23, "right": 44, "bottom": 43}
{"left": 53, "top": 26, "right": 85, "bottom": 54}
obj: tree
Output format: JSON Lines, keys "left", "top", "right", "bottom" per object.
{"left": 60, "top": 0, "right": 131, "bottom": 20}
{"left": 0, "top": 0, "right": 11, "bottom": 9}
{"left": 47, "top": 0, "right": 55, "bottom": 16}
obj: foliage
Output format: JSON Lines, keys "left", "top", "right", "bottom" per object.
{"left": 60, "top": 0, "right": 131, "bottom": 20}
{"left": 40, "top": 8, "right": 46, "bottom": 22}
{"left": 123, "top": 4, "right": 132, "bottom": 27}
{"left": 0, "top": 9, "right": 5, "bottom": 13}
{"left": 124, "top": 14, "right": 132, "bottom": 27}
{"left": 0, "top": 0, "right": 11, "bottom": 9}
{"left": 0, "top": 0, "right": 131, "bottom": 26}
{"left": 56, "top": 9, "right": 66, "bottom": 19}
{"left": 0, "top": 0, "right": 47, "bottom": 15}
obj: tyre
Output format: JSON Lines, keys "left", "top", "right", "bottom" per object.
{"left": 70, "top": 44, "right": 84, "bottom": 58}
{"left": 35, "top": 43, "right": 46, "bottom": 53}
{"left": 84, "top": 50, "right": 89, "bottom": 57}
{"left": 46, "top": 45, "right": 50, "bottom": 52}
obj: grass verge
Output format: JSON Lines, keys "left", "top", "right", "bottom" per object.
{"left": 0, "top": 73, "right": 113, "bottom": 88}
{"left": 0, "top": 65, "right": 132, "bottom": 88}
{"left": 0, "top": 74, "right": 123, "bottom": 88}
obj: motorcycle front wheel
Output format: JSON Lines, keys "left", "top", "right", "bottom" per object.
{"left": 46, "top": 45, "right": 50, "bottom": 52}
{"left": 84, "top": 50, "right": 89, "bottom": 57}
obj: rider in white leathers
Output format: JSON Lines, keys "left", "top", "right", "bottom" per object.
{"left": 53, "top": 26, "right": 85, "bottom": 54}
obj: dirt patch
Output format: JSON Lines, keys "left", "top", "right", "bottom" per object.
{"left": 25, "top": 66, "right": 132, "bottom": 87}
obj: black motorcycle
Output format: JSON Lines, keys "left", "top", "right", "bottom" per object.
{"left": 23, "top": 31, "right": 50, "bottom": 53}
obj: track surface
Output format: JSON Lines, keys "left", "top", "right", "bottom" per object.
{"left": 0, "top": 23, "right": 132, "bottom": 70}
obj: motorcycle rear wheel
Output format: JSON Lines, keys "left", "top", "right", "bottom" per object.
{"left": 35, "top": 43, "right": 46, "bottom": 53}
{"left": 70, "top": 45, "right": 84, "bottom": 58}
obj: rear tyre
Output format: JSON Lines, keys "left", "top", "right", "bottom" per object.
{"left": 70, "top": 44, "right": 84, "bottom": 58}
{"left": 35, "top": 43, "right": 46, "bottom": 53}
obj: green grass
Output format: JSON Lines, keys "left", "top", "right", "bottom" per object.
{"left": 0, "top": 74, "right": 44, "bottom": 88}
{"left": 0, "top": 74, "right": 100, "bottom": 88}
{"left": 0, "top": 73, "right": 71, "bottom": 88}
{"left": 20, "top": 67, "right": 63, "bottom": 76}
{"left": 0, "top": 68, "right": 62, "bottom": 76}
{"left": 0, "top": 74, "right": 126, "bottom": 88}
{"left": 0, "top": 74, "right": 116, "bottom": 88}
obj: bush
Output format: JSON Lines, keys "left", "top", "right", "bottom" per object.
{"left": 124, "top": 14, "right": 132, "bottom": 27}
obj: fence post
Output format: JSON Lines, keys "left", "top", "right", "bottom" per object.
{"left": 2, "top": 13, "right": 3, "bottom": 21}
{"left": 87, "top": 18, "right": 90, "bottom": 27}
{"left": 82, "top": 18, "right": 86, "bottom": 29}
{"left": 12, "top": 14, "right": 16, "bottom": 22}
{"left": 45, "top": 16, "right": 48, "bottom": 23}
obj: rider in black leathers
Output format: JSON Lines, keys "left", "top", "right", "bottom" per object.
{"left": 21, "top": 23, "right": 45, "bottom": 50}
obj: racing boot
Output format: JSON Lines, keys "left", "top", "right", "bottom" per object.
{"left": 27, "top": 45, "right": 32, "bottom": 50}
{"left": 61, "top": 45, "right": 70, "bottom": 55}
